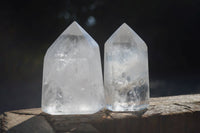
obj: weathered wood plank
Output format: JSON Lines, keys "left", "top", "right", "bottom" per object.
{"left": 0, "top": 111, "right": 54, "bottom": 133}
{"left": 1, "top": 94, "right": 200, "bottom": 133}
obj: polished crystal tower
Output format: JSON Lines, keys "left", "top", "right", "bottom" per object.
{"left": 42, "top": 21, "right": 104, "bottom": 115}
{"left": 104, "top": 23, "right": 149, "bottom": 111}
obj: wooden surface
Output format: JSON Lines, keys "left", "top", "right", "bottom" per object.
{"left": 1, "top": 94, "right": 200, "bottom": 133}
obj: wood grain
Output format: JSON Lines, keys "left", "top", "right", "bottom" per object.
{"left": 1, "top": 94, "right": 200, "bottom": 133}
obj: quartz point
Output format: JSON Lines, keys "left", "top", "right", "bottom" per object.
{"left": 42, "top": 21, "right": 104, "bottom": 115}
{"left": 104, "top": 23, "right": 149, "bottom": 111}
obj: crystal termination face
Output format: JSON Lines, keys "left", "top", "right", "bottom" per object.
{"left": 42, "top": 21, "right": 105, "bottom": 115}
{"left": 104, "top": 23, "right": 149, "bottom": 111}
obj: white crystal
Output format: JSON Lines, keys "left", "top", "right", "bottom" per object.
{"left": 42, "top": 21, "right": 104, "bottom": 115}
{"left": 104, "top": 23, "right": 149, "bottom": 111}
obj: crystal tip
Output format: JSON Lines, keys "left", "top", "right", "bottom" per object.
{"left": 71, "top": 21, "right": 79, "bottom": 26}
{"left": 119, "top": 23, "right": 132, "bottom": 30}
{"left": 121, "top": 23, "right": 128, "bottom": 26}
{"left": 63, "top": 21, "right": 84, "bottom": 36}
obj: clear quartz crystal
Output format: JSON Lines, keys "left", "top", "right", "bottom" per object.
{"left": 42, "top": 21, "right": 104, "bottom": 115}
{"left": 104, "top": 23, "right": 149, "bottom": 111}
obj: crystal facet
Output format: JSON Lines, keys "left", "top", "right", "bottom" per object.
{"left": 42, "top": 21, "right": 104, "bottom": 115}
{"left": 104, "top": 23, "right": 149, "bottom": 111}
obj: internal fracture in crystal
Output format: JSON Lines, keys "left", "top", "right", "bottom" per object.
{"left": 104, "top": 23, "right": 149, "bottom": 111}
{"left": 42, "top": 21, "right": 104, "bottom": 115}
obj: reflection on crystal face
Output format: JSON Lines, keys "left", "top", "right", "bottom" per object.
{"left": 42, "top": 21, "right": 104, "bottom": 115}
{"left": 104, "top": 23, "right": 149, "bottom": 111}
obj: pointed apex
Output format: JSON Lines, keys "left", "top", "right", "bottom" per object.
{"left": 70, "top": 21, "right": 79, "bottom": 27}
{"left": 121, "top": 23, "right": 129, "bottom": 28}
{"left": 62, "top": 21, "right": 85, "bottom": 36}
{"left": 105, "top": 23, "right": 147, "bottom": 50}
{"left": 116, "top": 23, "right": 134, "bottom": 34}
{"left": 51, "top": 21, "right": 98, "bottom": 48}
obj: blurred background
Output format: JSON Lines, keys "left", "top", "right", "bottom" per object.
{"left": 0, "top": 0, "right": 200, "bottom": 114}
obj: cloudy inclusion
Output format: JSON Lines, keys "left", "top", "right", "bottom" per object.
{"left": 42, "top": 22, "right": 104, "bottom": 115}
{"left": 104, "top": 23, "right": 149, "bottom": 111}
